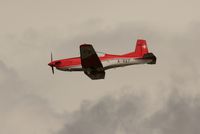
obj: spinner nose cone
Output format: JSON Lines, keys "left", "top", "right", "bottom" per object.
{"left": 48, "top": 62, "right": 54, "bottom": 67}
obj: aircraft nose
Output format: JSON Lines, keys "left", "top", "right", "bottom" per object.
{"left": 48, "top": 62, "right": 54, "bottom": 66}
{"left": 48, "top": 61, "right": 61, "bottom": 67}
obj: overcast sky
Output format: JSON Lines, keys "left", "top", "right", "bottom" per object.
{"left": 0, "top": 0, "right": 200, "bottom": 134}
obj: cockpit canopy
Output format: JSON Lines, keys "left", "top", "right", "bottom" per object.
{"left": 97, "top": 51, "right": 106, "bottom": 57}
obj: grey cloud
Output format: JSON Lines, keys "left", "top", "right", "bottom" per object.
{"left": 0, "top": 61, "right": 24, "bottom": 108}
{"left": 147, "top": 91, "right": 200, "bottom": 134}
{"left": 59, "top": 87, "right": 200, "bottom": 134}
{"left": 59, "top": 95, "right": 137, "bottom": 134}
{"left": 0, "top": 61, "right": 64, "bottom": 134}
{"left": 59, "top": 22, "right": 161, "bottom": 54}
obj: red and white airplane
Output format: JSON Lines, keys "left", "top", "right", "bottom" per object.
{"left": 48, "top": 39, "right": 156, "bottom": 80}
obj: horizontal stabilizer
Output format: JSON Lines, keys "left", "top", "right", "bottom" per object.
{"left": 143, "top": 53, "right": 156, "bottom": 64}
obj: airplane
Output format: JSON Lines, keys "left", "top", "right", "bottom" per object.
{"left": 48, "top": 39, "right": 156, "bottom": 80}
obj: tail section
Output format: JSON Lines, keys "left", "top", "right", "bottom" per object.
{"left": 134, "top": 39, "right": 149, "bottom": 56}
{"left": 122, "top": 39, "right": 156, "bottom": 64}
{"left": 134, "top": 39, "right": 156, "bottom": 64}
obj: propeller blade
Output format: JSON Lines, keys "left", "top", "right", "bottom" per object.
{"left": 50, "top": 52, "right": 54, "bottom": 74}
{"left": 51, "top": 66, "right": 54, "bottom": 74}
{"left": 51, "top": 52, "right": 53, "bottom": 62}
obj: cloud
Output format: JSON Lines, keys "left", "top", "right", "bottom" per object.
{"left": 0, "top": 61, "right": 64, "bottom": 134}
{"left": 59, "top": 85, "right": 200, "bottom": 134}
{"left": 147, "top": 90, "right": 200, "bottom": 134}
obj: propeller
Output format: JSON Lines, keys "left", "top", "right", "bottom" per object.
{"left": 50, "top": 52, "right": 54, "bottom": 74}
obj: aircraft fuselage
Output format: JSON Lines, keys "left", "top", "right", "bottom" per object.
{"left": 50, "top": 54, "right": 154, "bottom": 72}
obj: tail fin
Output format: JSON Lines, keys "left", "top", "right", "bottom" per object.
{"left": 134, "top": 39, "right": 149, "bottom": 56}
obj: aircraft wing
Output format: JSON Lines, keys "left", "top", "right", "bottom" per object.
{"left": 80, "top": 44, "right": 105, "bottom": 80}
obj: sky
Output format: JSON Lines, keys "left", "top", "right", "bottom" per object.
{"left": 0, "top": 0, "right": 200, "bottom": 134}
